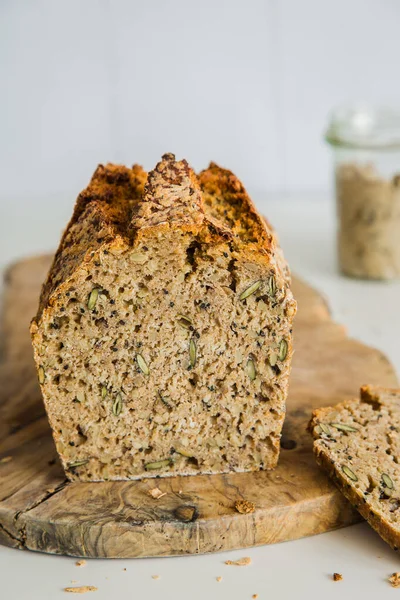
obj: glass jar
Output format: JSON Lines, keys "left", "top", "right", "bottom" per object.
{"left": 326, "top": 106, "right": 400, "bottom": 280}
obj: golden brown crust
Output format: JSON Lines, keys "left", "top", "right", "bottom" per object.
{"left": 198, "top": 162, "right": 273, "bottom": 251}
{"left": 33, "top": 155, "right": 290, "bottom": 329}
{"left": 199, "top": 163, "right": 291, "bottom": 289}
{"left": 309, "top": 385, "right": 400, "bottom": 552}
{"left": 35, "top": 163, "right": 147, "bottom": 321}
{"left": 131, "top": 153, "right": 204, "bottom": 230}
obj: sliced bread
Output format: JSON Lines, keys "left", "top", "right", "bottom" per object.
{"left": 309, "top": 385, "right": 400, "bottom": 551}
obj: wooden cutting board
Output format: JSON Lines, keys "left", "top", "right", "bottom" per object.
{"left": 0, "top": 255, "right": 397, "bottom": 558}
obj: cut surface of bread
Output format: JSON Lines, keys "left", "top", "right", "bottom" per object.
{"left": 309, "top": 385, "right": 400, "bottom": 551}
{"left": 31, "top": 153, "right": 296, "bottom": 481}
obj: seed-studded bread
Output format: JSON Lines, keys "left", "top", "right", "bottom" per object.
{"left": 31, "top": 153, "right": 296, "bottom": 482}
{"left": 309, "top": 385, "right": 400, "bottom": 551}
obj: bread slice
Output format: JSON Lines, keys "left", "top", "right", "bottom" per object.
{"left": 30, "top": 153, "right": 296, "bottom": 482}
{"left": 309, "top": 385, "right": 400, "bottom": 551}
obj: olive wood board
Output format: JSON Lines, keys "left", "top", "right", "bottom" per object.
{"left": 0, "top": 255, "right": 397, "bottom": 558}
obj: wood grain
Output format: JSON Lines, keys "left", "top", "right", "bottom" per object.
{"left": 0, "top": 255, "right": 397, "bottom": 558}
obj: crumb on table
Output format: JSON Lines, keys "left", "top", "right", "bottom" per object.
{"left": 234, "top": 499, "right": 256, "bottom": 514}
{"left": 389, "top": 573, "right": 400, "bottom": 588}
{"left": 225, "top": 557, "right": 251, "bottom": 567}
{"left": 216, "top": 576, "right": 222, "bottom": 582}
{"left": 152, "top": 575, "right": 160, "bottom": 580}
{"left": 75, "top": 560, "right": 86, "bottom": 567}
{"left": 252, "top": 595, "right": 259, "bottom": 599}
{"left": 333, "top": 573, "right": 343, "bottom": 582}
{"left": 64, "top": 586, "right": 97, "bottom": 593}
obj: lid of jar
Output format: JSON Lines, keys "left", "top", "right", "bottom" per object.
{"left": 325, "top": 105, "right": 400, "bottom": 149}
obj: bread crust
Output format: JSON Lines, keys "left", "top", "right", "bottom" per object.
{"left": 309, "top": 385, "right": 400, "bottom": 551}
{"left": 33, "top": 154, "right": 292, "bottom": 330}
{"left": 34, "top": 163, "right": 147, "bottom": 322}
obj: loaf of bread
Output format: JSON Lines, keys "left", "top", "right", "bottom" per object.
{"left": 309, "top": 385, "right": 400, "bottom": 551}
{"left": 30, "top": 153, "right": 296, "bottom": 481}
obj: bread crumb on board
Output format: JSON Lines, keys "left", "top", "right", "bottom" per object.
{"left": 64, "top": 586, "right": 97, "bottom": 593}
{"left": 252, "top": 595, "right": 259, "bottom": 599}
{"left": 148, "top": 487, "right": 166, "bottom": 500}
{"left": 333, "top": 573, "right": 343, "bottom": 582}
{"left": 225, "top": 557, "right": 252, "bottom": 567}
{"left": 0, "top": 456, "right": 12, "bottom": 464}
{"left": 216, "top": 576, "right": 222, "bottom": 582}
{"left": 234, "top": 499, "right": 255, "bottom": 514}
{"left": 389, "top": 573, "right": 400, "bottom": 587}
{"left": 152, "top": 575, "right": 160, "bottom": 580}
{"left": 75, "top": 560, "right": 86, "bottom": 567}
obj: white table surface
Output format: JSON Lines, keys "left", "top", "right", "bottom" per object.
{"left": 2, "top": 195, "right": 400, "bottom": 600}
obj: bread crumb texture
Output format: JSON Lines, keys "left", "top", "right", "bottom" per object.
{"left": 225, "top": 557, "right": 252, "bottom": 566}
{"left": 309, "top": 385, "right": 400, "bottom": 551}
{"left": 64, "top": 586, "right": 97, "bottom": 594}
{"left": 234, "top": 499, "right": 256, "bottom": 514}
{"left": 389, "top": 573, "right": 400, "bottom": 587}
{"left": 333, "top": 573, "right": 343, "bottom": 581}
{"left": 31, "top": 153, "right": 296, "bottom": 482}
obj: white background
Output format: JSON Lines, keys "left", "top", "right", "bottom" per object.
{"left": 1, "top": 0, "right": 400, "bottom": 201}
